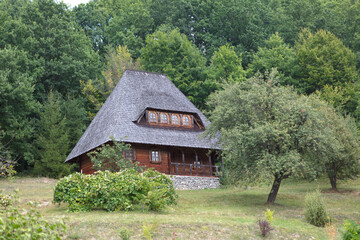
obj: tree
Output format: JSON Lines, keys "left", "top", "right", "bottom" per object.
{"left": 249, "top": 33, "right": 297, "bottom": 85}
{"left": 141, "top": 28, "right": 207, "bottom": 108}
{"left": 73, "top": 1, "right": 110, "bottom": 55}
{"left": 34, "top": 91, "right": 74, "bottom": 178}
{"left": 206, "top": 44, "right": 245, "bottom": 91}
{"left": 62, "top": 95, "right": 88, "bottom": 149}
{"left": 0, "top": 0, "right": 102, "bottom": 98}
{"left": 106, "top": 0, "right": 154, "bottom": 58}
{"left": 205, "top": 71, "right": 325, "bottom": 203}
{"left": 81, "top": 45, "right": 141, "bottom": 119}
{"left": 305, "top": 98, "right": 360, "bottom": 190}
{"left": 295, "top": 29, "right": 358, "bottom": 94}
{"left": 88, "top": 138, "right": 144, "bottom": 172}
{"left": 0, "top": 47, "right": 38, "bottom": 168}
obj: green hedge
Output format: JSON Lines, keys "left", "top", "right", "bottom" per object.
{"left": 53, "top": 169, "right": 177, "bottom": 212}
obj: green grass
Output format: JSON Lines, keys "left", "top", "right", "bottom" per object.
{"left": 1, "top": 176, "right": 360, "bottom": 239}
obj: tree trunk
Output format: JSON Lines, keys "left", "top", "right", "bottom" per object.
{"left": 329, "top": 175, "right": 337, "bottom": 191}
{"left": 267, "top": 175, "right": 282, "bottom": 204}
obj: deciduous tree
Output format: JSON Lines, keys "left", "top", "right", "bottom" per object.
{"left": 141, "top": 28, "right": 207, "bottom": 108}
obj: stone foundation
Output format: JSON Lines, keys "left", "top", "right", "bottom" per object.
{"left": 170, "top": 175, "right": 220, "bottom": 190}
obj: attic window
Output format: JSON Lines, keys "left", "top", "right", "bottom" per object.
{"left": 149, "top": 111, "right": 157, "bottom": 123}
{"left": 160, "top": 113, "right": 169, "bottom": 124}
{"left": 182, "top": 115, "right": 190, "bottom": 126}
{"left": 150, "top": 150, "right": 161, "bottom": 163}
{"left": 171, "top": 114, "right": 180, "bottom": 125}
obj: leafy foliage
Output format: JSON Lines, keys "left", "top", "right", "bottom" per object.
{"left": 263, "top": 209, "right": 274, "bottom": 224}
{"left": 342, "top": 219, "right": 360, "bottom": 240}
{"left": 53, "top": 169, "right": 177, "bottom": 212}
{"left": 141, "top": 28, "right": 207, "bottom": 108}
{"left": 206, "top": 44, "right": 245, "bottom": 93}
{"left": 249, "top": 33, "right": 296, "bottom": 85}
{"left": 0, "top": 190, "right": 66, "bottom": 240}
{"left": 0, "top": 47, "right": 38, "bottom": 167}
{"left": 205, "top": 71, "right": 323, "bottom": 203}
{"left": 295, "top": 29, "right": 358, "bottom": 94}
{"left": 304, "top": 190, "right": 328, "bottom": 227}
{"left": 81, "top": 45, "right": 142, "bottom": 119}
{"left": 33, "top": 91, "right": 75, "bottom": 178}
{"left": 88, "top": 138, "right": 144, "bottom": 172}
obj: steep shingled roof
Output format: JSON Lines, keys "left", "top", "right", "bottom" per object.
{"left": 65, "top": 70, "right": 218, "bottom": 162}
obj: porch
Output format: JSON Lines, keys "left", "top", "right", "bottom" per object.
{"left": 168, "top": 147, "right": 221, "bottom": 177}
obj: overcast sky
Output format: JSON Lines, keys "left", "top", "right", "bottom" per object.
{"left": 62, "top": 0, "right": 90, "bottom": 8}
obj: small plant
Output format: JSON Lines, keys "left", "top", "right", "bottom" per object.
{"left": 142, "top": 222, "right": 158, "bottom": 240}
{"left": 120, "top": 228, "right": 132, "bottom": 240}
{"left": 0, "top": 189, "right": 18, "bottom": 210}
{"left": 342, "top": 219, "right": 360, "bottom": 240}
{"left": 0, "top": 190, "right": 66, "bottom": 239}
{"left": 304, "top": 190, "right": 327, "bottom": 227}
{"left": 263, "top": 209, "right": 274, "bottom": 224}
{"left": 258, "top": 218, "right": 273, "bottom": 237}
{"left": 325, "top": 217, "right": 337, "bottom": 240}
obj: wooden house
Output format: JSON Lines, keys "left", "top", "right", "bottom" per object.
{"left": 65, "top": 70, "right": 220, "bottom": 177}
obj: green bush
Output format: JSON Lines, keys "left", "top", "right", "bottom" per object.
{"left": 342, "top": 219, "right": 360, "bottom": 240}
{"left": 0, "top": 191, "right": 66, "bottom": 240}
{"left": 53, "top": 169, "right": 177, "bottom": 212}
{"left": 304, "top": 190, "right": 327, "bottom": 227}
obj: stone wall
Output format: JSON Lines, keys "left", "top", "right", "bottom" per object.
{"left": 170, "top": 175, "right": 220, "bottom": 190}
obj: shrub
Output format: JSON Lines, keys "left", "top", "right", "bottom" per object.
{"left": 142, "top": 222, "right": 158, "bottom": 240}
{"left": 0, "top": 191, "right": 66, "bottom": 239}
{"left": 258, "top": 218, "right": 273, "bottom": 237}
{"left": 304, "top": 190, "right": 327, "bottom": 227}
{"left": 119, "top": 228, "right": 132, "bottom": 240}
{"left": 263, "top": 209, "right": 274, "bottom": 224}
{"left": 342, "top": 219, "right": 360, "bottom": 240}
{"left": 53, "top": 169, "right": 177, "bottom": 212}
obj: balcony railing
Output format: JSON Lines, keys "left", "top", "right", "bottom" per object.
{"left": 170, "top": 162, "right": 219, "bottom": 177}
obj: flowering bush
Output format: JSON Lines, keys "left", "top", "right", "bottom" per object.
{"left": 53, "top": 169, "right": 177, "bottom": 212}
{"left": 343, "top": 219, "right": 360, "bottom": 240}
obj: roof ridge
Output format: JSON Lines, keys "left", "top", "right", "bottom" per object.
{"left": 124, "top": 69, "right": 168, "bottom": 77}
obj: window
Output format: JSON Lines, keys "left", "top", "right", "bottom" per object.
{"left": 148, "top": 111, "right": 157, "bottom": 123}
{"left": 150, "top": 150, "right": 161, "bottom": 163}
{"left": 160, "top": 113, "right": 168, "bottom": 124}
{"left": 182, "top": 115, "right": 190, "bottom": 126}
{"left": 124, "top": 149, "right": 134, "bottom": 160}
{"left": 171, "top": 114, "right": 180, "bottom": 125}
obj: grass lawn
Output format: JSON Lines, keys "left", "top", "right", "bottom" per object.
{"left": 1, "top": 176, "right": 360, "bottom": 239}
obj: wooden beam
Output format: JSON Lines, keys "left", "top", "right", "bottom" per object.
{"left": 168, "top": 150, "right": 171, "bottom": 174}
{"left": 209, "top": 155, "right": 212, "bottom": 176}
{"left": 195, "top": 151, "right": 199, "bottom": 176}
{"left": 181, "top": 150, "right": 185, "bottom": 174}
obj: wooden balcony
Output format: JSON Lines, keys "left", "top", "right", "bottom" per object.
{"left": 170, "top": 162, "right": 219, "bottom": 177}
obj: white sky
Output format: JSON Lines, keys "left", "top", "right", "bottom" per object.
{"left": 62, "top": 0, "right": 90, "bottom": 8}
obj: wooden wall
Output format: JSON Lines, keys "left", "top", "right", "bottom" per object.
{"left": 77, "top": 143, "right": 216, "bottom": 176}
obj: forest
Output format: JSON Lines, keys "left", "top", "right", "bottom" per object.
{"left": 1, "top": 0, "right": 360, "bottom": 177}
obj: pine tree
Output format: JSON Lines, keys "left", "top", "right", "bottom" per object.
{"left": 34, "top": 91, "right": 74, "bottom": 178}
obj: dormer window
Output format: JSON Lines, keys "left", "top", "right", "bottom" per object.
{"left": 149, "top": 111, "right": 157, "bottom": 123}
{"left": 172, "top": 114, "right": 180, "bottom": 125}
{"left": 182, "top": 115, "right": 190, "bottom": 126}
{"left": 160, "top": 113, "right": 169, "bottom": 124}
